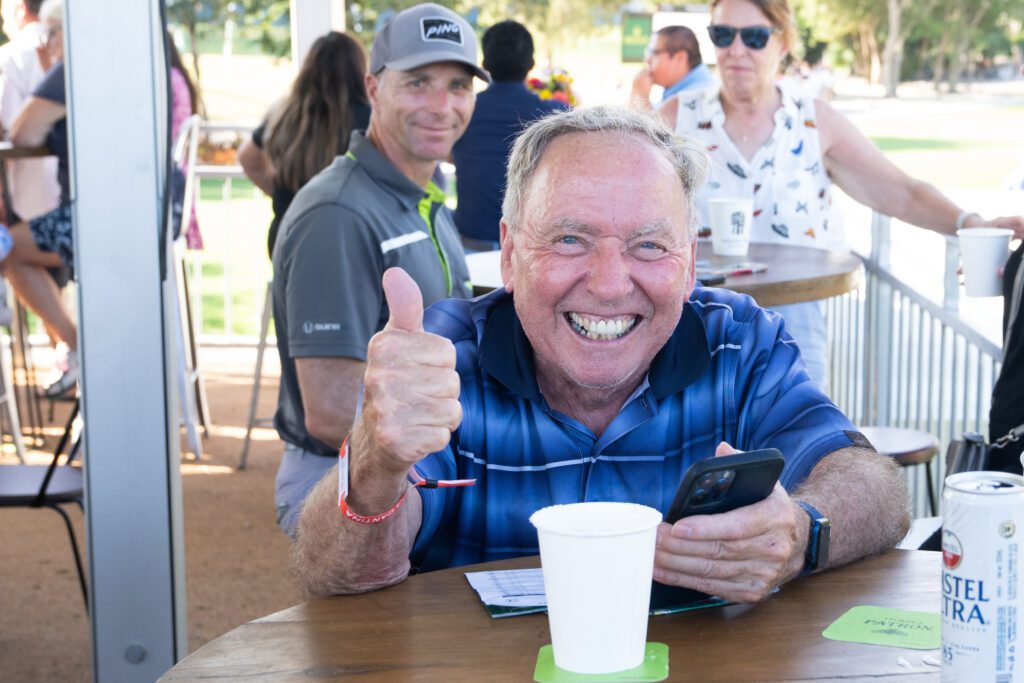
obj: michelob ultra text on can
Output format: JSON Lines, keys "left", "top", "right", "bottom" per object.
{"left": 942, "top": 471, "right": 1024, "bottom": 682}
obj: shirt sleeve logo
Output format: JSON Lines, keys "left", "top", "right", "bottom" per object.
{"left": 302, "top": 321, "right": 341, "bottom": 334}
{"left": 421, "top": 18, "right": 463, "bottom": 44}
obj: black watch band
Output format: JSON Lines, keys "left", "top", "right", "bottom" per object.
{"left": 797, "top": 500, "right": 831, "bottom": 576}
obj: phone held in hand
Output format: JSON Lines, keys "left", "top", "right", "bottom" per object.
{"left": 665, "top": 449, "right": 785, "bottom": 524}
{"left": 650, "top": 449, "right": 785, "bottom": 612}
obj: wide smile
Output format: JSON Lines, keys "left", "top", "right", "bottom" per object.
{"left": 566, "top": 312, "right": 640, "bottom": 341}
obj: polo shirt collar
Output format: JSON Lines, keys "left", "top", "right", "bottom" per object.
{"left": 479, "top": 289, "right": 712, "bottom": 403}
{"left": 347, "top": 131, "right": 433, "bottom": 211}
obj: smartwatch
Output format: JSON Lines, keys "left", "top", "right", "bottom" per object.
{"left": 796, "top": 500, "right": 831, "bottom": 576}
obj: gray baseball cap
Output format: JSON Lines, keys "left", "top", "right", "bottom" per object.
{"left": 370, "top": 3, "right": 491, "bottom": 83}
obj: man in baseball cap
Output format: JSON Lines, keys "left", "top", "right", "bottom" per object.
{"left": 268, "top": 3, "right": 488, "bottom": 538}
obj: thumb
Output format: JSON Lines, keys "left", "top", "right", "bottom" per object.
{"left": 382, "top": 267, "right": 424, "bottom": 333}
{"left": 715, "top": 441, "right": 741, "bottom": 457}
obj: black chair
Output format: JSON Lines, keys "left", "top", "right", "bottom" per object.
{"left": 0, "top": 399, "right": 86, "bottom": 607}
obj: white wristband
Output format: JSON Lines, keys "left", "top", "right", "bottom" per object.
{"left": 955, "top": 210, "right": 980, "bottom": 232}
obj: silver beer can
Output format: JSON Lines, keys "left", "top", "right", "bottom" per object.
{"left": 942, "top": 471, "right": 1024, "bottom": 682}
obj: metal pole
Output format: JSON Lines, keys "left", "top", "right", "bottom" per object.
{"left": 67, "top": 1, "right": 187, "bottom": 679}
{"left": 290, "top": 0, "right": 347, "bottom": 70}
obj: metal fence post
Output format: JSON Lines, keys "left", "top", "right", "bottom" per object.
{"left": 943, "top": 236, "right": 961, "bottom": 311}
{"left": 865, "top": 211, "right": 894, "bottom": 425}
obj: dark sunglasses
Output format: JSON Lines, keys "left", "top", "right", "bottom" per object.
{"left": 707, "top": 24, "right": 779, "bottom": 50}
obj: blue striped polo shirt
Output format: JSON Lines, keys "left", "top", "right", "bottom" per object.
{"left": 410, "top": 286, "right": 860, "bottom": 572}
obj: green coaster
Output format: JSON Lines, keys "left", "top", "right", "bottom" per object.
{"left": 822, "top": 606, "right": 940, "bottom": 650}
{"left": 533, "top": 643, "right": 668, "bottom": 683}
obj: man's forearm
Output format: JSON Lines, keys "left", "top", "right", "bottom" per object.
{"left": 793, "top": 446, "right": 911, "bottom": 570}
{"left": 292, "top": 444, "right": 422, "bottom": 597}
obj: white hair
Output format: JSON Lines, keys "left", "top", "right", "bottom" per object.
{"left": 502, "top": 105, "right": 708, "bottom": 239}
{"left": 39, "top": 0, "right": 60, "bottom": 26}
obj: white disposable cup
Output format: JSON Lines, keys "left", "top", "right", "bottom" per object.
{"left": 529, "top": 502, "right": 662, "bottom": 674}
{"left": 709, "top": 198, "right": 754, "bottom": 256}
{"left": 958, "top": 227, "right": 1012, "bottom": 297}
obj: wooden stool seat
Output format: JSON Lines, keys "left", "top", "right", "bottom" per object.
{"left": 859, "top": 426, "right": 939, "bottom": 514}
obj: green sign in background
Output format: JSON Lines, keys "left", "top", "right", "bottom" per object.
{"left": 622, "top": 13, "right": 652, "bottom": 63}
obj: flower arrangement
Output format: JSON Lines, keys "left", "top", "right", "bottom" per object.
{"left": 527, "top": 67, "right": 577, "bottom": 106}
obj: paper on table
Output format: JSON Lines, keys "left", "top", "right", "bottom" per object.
{"left": 466, "top": 568, "right": 547, "bottom": 607}
{"left": 466, "top": 568, "right": 731, "bottom": 619}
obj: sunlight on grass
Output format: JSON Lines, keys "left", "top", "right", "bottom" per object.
{"left": 869, "top": 137, "right": 971, "bottom": 152}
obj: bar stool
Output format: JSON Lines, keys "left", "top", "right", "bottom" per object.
{"left": 860, "top": 426, "right": 939, "bottom": 515}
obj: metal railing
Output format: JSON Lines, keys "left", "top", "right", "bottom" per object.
{"left": 826, "top": 213, "right": 1003, "bottom": 517}
{"left": 187, "top": 122, "right": 272, "bottom": 347}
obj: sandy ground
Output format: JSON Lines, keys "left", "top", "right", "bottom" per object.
{"left": 0, "top": 350, "right": 300, "bottom": 682}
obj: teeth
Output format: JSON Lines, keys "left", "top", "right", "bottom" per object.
{"left": 568, "top": 312, "right": 637, "bottom": 341}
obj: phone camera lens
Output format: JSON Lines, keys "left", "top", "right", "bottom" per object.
{"left": 691, "top": 487, "right": 710, "bottom": 505}
{"left": 698, "top": 473, "right": 717, "bottom": 489}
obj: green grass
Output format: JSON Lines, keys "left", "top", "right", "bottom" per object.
{"left": 199, "top": 177, "right": 257, "bottom": 201}
{"left": 869, "top": 137, "right": 974, "bottom": 152}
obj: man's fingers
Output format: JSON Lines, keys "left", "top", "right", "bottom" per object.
{"left": 670, "top": 483, "right": 790, "bottom": 541}
{"left": 382, "top": 267, "right": 425, "bottom": 333}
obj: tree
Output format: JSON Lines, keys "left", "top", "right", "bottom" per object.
{"left": 167, "top": 0, "right": 229, "bottom": 83}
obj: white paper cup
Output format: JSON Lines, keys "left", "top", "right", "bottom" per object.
{"left": 958, "top": 227, "right": 1012, "bottom": 297}
{"left": 529, "top": 502, "right": 661, "bottom": 674}
{"left": 709, "top": 198, "right": 754, "bottom": 256}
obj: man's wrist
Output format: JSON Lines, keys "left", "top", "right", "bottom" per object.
{"left": 346, "top": 427, "right": 411, "bottom": 513}
{"left": 796, "top": 500, "right": 831, "bottom": 576}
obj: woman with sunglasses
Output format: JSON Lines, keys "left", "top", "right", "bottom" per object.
{"left": 660, "top": 0, "right": 1024, "bottom": 389}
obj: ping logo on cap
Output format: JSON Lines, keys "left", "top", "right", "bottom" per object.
{"left": 420, "top": 17, "right": 463, "bottom": 44}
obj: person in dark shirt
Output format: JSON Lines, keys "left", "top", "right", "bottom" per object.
{"left": 989, "top": 241, "right": 1024, "bottom": 474}
{"left": 450, "top": 20, "right": 568, "bottom": 251}
{"left": 3, "top": 0, "right": 78, "bottom": 398}
{"left": 237, "top": 31, "right": 371, "bottom": 258}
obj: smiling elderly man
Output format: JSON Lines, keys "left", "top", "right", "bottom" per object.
{"left": 294, "top": 106, "right": 910, "bottom": 603}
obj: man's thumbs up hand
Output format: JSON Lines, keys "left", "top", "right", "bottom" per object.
{"left": 383, "top": 267, "right": 425, "bottom": 333}
{"left": 359, "top": 268, "right": 462, "bottom": 474}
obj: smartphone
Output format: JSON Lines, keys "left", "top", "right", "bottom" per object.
{"left": 665, "top": 449, "right": 785, "bottom": 524}
{"left": 650, "top": 449, "right": 785, "bottom": 611}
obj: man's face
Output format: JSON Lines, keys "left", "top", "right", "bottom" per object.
{"left": 645, "top": 35, "right": 690, "bottom": 88}
{"left": 366, "top": 62, "right": 474, "bottom": 172}
{"left": 500, "top": 131, "right": 696, "bottom": 397}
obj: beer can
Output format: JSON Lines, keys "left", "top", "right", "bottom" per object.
{"left": 941, "top": 471, "right": 1024, "bottom": 682}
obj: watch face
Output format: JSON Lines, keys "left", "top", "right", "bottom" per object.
{"left": 815, "top": 519, "right": 832, "bottom": 570}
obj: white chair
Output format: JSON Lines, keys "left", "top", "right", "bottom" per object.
{"left": 164, "top": 114, "right": 210, "bottom": 459}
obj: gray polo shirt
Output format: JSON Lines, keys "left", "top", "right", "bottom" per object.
{"left": 272, "top": 131, "right": 472, "bottom": 456}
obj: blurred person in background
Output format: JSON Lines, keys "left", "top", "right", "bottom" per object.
{"left": 450, "top": 20, "right": 567, "bottom": 251}
{"left": 988, "top": 240, "right": 1024, "bottom": 474}
{"left": 167, "top": 32, "right": 203, "bottom": 249}
{"left": 1, "top": 0, "right": 78, "bottom": 397}
{"left": 630, "top": 26, "right": 714, "bottom": 112}
{"left": 660, "top": 0, "right": 1024, "bottom": 389}
{"left": 0, "top": 0, "right": 59, "bottom": 220}
{"left": 238, "top": 31, "right": 370, "bottom": 259}
{"left": 0, "top": 0, "right": 59, "bottom": 326}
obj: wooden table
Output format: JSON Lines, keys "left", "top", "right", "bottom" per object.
{"left": 162, "top": 549, "right": 941, "bottom": 681}
{"left": 466, "top": 243, "right": 864, "bottom": 308}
